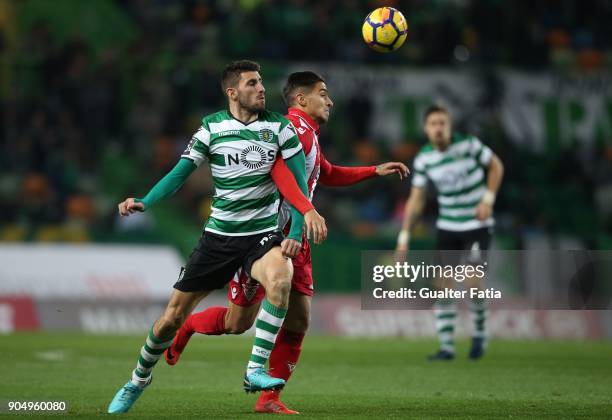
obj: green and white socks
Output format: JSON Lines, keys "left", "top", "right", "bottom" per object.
{"left": 131, "top": 327, "right": 175, "bottom": 388}
{"left": 129, "top": 301, "right": 287, "bottom": 388}
{"left": 470, "top": 297, "right": 488, "bottom": 344}
{"left": 246, "top": 300, "right": 288, "bottom": 374}
{"left": 434, "top": 299, "right": 457, "bottom": 354}
{"left": 434, "top": 298, "right": 489, "bottom": 353}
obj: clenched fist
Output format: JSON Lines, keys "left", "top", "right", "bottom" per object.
{"left": 118, "top": 198, "right": 145, "bottom": 216}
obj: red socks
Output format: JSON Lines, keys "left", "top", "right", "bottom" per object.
{"left": 173, "top": 307, "right": 227, "bottom": 354}
{"left": 268, "top": 328, "right": 305, "bottom": 382}
{"left": 190, "top": 307, "right": 228, "bottom": 335}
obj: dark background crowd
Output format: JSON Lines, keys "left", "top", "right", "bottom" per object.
{"left": 1, "top": 0, "right": 611, "bottom": 284}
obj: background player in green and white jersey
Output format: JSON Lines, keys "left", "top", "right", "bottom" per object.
{"left": 396, "top": 105, "right": 504, "bottom": 361}
{"left": 107, "top": 60, "right": 327, "bottom": 414}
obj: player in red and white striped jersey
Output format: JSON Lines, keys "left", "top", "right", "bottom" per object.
{"left": 165, "top": 72, "right": 408, "bottom": 414}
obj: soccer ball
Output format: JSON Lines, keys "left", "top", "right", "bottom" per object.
{"left": 362, "top": 7, "right": 408, "bottom": 53}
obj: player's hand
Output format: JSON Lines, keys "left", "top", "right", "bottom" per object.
{"left": 475, "top": 201, "right": 492, "bottom": 220}
{"left": 304, "top": 209, "right": 327, "bottom": 244}
{"left": 376, "top": 162, "right": 410, "bottom": 180}
{"left": 118, "top": 198, "right": 145, "bottom": 216}
{"left": 280, "top": 238, "right": 301, "bottom": 259}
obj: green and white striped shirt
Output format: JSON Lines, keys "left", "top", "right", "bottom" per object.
{"left": 182, "top": 110, "right": 302, "bottom": 236}
{"left": 412, "top": 133, "right": 494, "bottom": 232}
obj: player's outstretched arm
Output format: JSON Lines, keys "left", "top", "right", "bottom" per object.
{"left": 475, "top": 153, "right": 504, "bottom": 221}
{"left": 395, "top": 185, "right": 426, "bottom": 261}
{"left": 319, "top": 153, "right": 376, "bottom": 187}
{"left": 318, "top": 153, "right": 409, "bottom": 187}
{"left": 117, "top": 158, "right": 197, "bottom": 217}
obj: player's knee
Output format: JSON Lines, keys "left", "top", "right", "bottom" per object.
{"left": 265, "top": 261, "right": 292, "bottom": 290}
{"left": 268, "top": 276, "right": 291, "bottom": 301}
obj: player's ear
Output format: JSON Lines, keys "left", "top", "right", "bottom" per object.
{"left": 226, "top": 87, "right": 237, "bottom": 101}
{"left": 296, "top": 91, "right": 307, "bottom": 107}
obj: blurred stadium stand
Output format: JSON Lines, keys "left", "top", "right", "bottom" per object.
{"left": 1, "top": 0, "right": 612, "bottom": 293}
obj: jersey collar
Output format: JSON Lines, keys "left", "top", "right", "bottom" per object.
{"left": 226, "top": 109, "right": 261, "bottom": 126}
{"left": 287, "top": 107, "right": 320, "bottom": 133}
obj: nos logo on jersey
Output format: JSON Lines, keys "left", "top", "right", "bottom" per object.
{"left": 227, "top": 145, "right": 275, "bottom": 168}
{"left": 258, "top": 128, "right": 274, "bottom": 143}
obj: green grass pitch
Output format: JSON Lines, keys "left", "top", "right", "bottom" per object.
{"left": 1, "top": 333, "right": 611, "bottom": 418}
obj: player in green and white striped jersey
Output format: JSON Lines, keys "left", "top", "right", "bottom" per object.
{"left": 396, "top": 105, "right": 504, "bottom": 361}
{"left": 108, "top": 61, "right": 327, "bottom": 414}
{"left": 183, "top": 108, "right": 301, "bottom": 236}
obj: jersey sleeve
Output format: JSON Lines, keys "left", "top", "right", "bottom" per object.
{"left": 278, "top": 119, "right": 303, "bottom": 160}
{"left": 470, "top": 136, "right": 493, "bottom": 167}
{"left": 270, "top": 157, "right": 313, "bottom": 215}
{"left": 411, "top": 154, "right": 428, "bottom": 188}
{"left": 319, "top": 151, "right": 377, "bottom": 186}
{"left": 137, "top": 158, "right": 197, "bottom": 209}
{"left": 181, "top": 124, "right": 210, "bottom": 167}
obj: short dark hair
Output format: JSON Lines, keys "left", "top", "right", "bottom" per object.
{"left": 423, "top": 104, "right": 450, "bottom": 122}
{"left": 282, "top": 71, "right": 326, "bottom": 106}
{"left": 221, "top": 60, "right": 261, "bottom": 92}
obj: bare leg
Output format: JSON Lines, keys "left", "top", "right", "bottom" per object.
{"left": 250, "top": 246, "right": 293, "bottom": 308}
{"left": 154, "top": 289, "right": 211, "bottom": 340}
{"left": 282, "top": 291, "right": 311, "bottom": 334}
